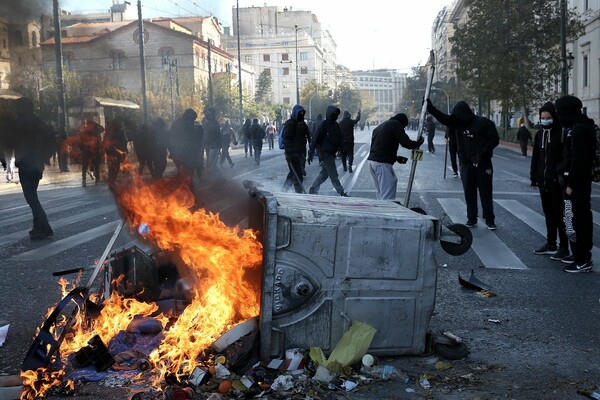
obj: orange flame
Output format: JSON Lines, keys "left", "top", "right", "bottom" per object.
{"left": 20, "top": 368, "right": 65, "bottom": 400}
{"left": 113, "top": 166, "right": 263, "bottom": 383}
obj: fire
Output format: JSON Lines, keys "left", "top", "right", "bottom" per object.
{"left": 22, "top": 160, "right": 263, "bottom": 396}
{"left": 114, "top": 167, "right": 263, "bottom": 382}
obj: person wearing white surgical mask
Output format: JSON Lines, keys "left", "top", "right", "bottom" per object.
{"left": 530, "top": 102, "right": 570, "bottom": 261}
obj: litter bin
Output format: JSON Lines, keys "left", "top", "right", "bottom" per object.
{"left": 246, "top": 188, "right": 440, "bottom": 362}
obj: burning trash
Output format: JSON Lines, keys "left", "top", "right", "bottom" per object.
{"left": 19, "top": 162, "right": 264, "bottom": 398}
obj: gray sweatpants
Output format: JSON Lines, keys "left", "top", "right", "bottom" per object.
{"left": 369, "top": 160, "right": 398, "bottom": 200}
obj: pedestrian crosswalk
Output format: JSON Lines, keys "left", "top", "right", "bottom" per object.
{"left": 1, "top": 185, "right": 598, "bottom": 273}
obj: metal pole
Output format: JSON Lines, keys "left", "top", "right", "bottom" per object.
{"left": 404, "top": 51, "right": 435, "bottom": 207}
{"left": 560, "top": 0, "right": 567, "bottom": 96}
{"left": 137, "top": 0, "right": 149, "bottom": 125}
{"left": 295, "top": 24, "right": 300, "bottom": 104}
{"left": 168, "top": 58, "right": 174, "bottom": 120}
{"left": 52, "top": 0, "right": 67, "bottom": 142}
{"left": 236, "top": 1, "right": 244, "bottom": 127}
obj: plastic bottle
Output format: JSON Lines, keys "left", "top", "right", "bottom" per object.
{"left": 362, "top": 365, "right": 410, "bottom": 384}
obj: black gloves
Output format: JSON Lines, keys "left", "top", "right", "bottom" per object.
{"left": 471, "top": 154, "right": 481, "bottom": 166}
{"left": 425, "top": 98, "right": 434, "bottom": 113}
{"left": 396, "top": 155, "right": 408, "bottom": 164}
{"left": 416, "top": 136, "right": 425, "bottom": 147}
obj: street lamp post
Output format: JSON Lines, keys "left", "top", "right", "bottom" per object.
{"left": 295, "top": 24, "right": 300, "bottom": 104}
{"left": 308, "top": 92, "right": 318, "bottom": 120}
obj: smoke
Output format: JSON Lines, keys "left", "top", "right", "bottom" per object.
{"left": 0, "top": 0, "right": 52, "bottom": 22}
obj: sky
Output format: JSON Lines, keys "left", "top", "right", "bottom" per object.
{"left": 60, "top": 0, "right": 455, "bottom": 72}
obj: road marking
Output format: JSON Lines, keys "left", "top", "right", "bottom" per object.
{"left": 0, "top": 205, "right": 117, "bottom": 245}
{"left": 438, "top": 198, "right": 527, "bottom": 269}
{"left": 495, "top": 199, "right": 600, "bottom": 271}
{"left": 0, "top": 200, "right": 92, "bottom": 227}
{"left": 12, "top": 220, "right": 121, "bottom": 261}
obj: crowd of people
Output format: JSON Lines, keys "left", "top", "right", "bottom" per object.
{"left": 1, "top": 94, "right": 596, "bottom": 276}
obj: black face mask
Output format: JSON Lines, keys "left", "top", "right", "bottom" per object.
{"left": 297, "top": 113, "right": 305, "bottom": 122}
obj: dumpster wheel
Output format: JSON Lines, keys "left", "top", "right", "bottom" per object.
{"left": 440, "top": 223, "right": 472, "bottom": 256}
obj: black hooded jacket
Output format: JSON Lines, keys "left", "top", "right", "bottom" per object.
{"left": 427, "top": 100, "right": 499, "bottom": 164}
{"left": 557, "top": 114, "right": 596, "bottom": 189}
{"left": 368, "top": 114, "right": 421, "bottom": 165}
{"left": 310, "top": 105, "right": 342, "bottom": 154}
{"left": 338, "top": 110, "right": 361, "bottom": 149}
{"left": 530, "top": 103, "right": 563, "bottom": 190}
{"left": 283, "top": 104, "right": 310, "bottom": 154}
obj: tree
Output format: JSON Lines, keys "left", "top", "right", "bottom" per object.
{"left": 333, "top": 82, "right": 361, "bottom": 116}
{"left": 401, "top": 66, "right": 429, "bottom": 117}
{"left": 254, "top": 70, "right": 273, "bottom": 104}
{"left": 450, "top": 0, "right": 583, "bottom": 131}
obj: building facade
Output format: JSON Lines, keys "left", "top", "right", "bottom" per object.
{"left": 223, "top": 5, "right": 337, "bottom": 105}
{"left": 352, "top": 69, "right": 407, "bottom": 124}
{"left": 0, "top": 17, "right": 10, "bottom": 89}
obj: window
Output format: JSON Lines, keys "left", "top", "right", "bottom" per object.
{"left": 110, "top": 50, "right": 124, "bottom": 70}
{"left": 282, "top": 67, "right": 289, "bottom": 75}
{"left": 263, "top": 68, "right": 270, "bottom": 75}
{"left": 159, "top": 47, "right": 174, "bottom": 63}
{"left": 583, "top": 55, "right": 588, "bottom": 87}
{"left": 63, "top": 53, "right": 73, "bottom": 71}
{"left": 263, "top": 54, "right": 270, "bottom": 62}
{"left": 283, "top": 97, "right": 290, "bottom": 104}
{"left": 299, "top": 52, "right": 307, "bottom": 61}
{"left": 244, "top": 55, "right": 252, "bottom": 63}
{"left": 13, "top": 30, "right": 23, "bottom": 46}
{"left": 281, "top": 53, "right": 289, "bottom": 61}
{"left": 300, "top": 66, "right": 308, "bottom": 74}
{"left": 31, "top": 31, "right": 37, "bottom": 46}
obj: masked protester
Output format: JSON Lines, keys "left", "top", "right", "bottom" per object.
{"left": 555, "top": 95, "right": 596, "bottom": 273}
{"left": 307, "top": 105, "right": 349, "bottom": 196}
{"left": 367, "top": 113, "right": 424, "bottom": 200}
{"left": 530, "top": 102, "right": 570, "bottom": 261}
{"left": 282, "top": 104, "right": 310, "bottom": 193}
{"left": 427, "top": 99, "right": 500, "bottom": 229}
{"left": 339, "top": 110, "right": 361, "bottom": 172}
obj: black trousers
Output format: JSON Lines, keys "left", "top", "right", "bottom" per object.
{"left": 20, "top": 170, "right": 52, "bottom": 233}
{"left": 341, "top": 143, "right": 354, "bottom": 170}
{"left": 539, "top": 186, "right": 568, "bottom": 249}
{"left": 520, "top": 140, "right": 528, "bottom": 156}
{"left": 567, "top": 183, "right": 593, "bottom": 264}
{"left": 282, "top": 153, "right": 305, "bottom": 193}
{"left": 448, "top": 140, "right": 458, "bottom": 173}
{"left": 461, "top": 159, "right": 495, "bottom": 223}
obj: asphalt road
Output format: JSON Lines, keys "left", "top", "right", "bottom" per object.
{"left": 0, "top": 126, "right": 599, "bottom": 400}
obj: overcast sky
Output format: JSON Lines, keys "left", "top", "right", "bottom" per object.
{"left": 61, "top": 0, "right": 454, "bottom": 71}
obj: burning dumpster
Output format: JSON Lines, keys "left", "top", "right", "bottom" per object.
{"left": 245, "top": 186, "right": 440, "bottom": 361}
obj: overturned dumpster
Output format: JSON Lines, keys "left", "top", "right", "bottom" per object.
{"left": 245, "top": 185, "right": 440, "bottom": 361}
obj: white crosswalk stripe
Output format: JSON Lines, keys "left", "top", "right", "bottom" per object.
{"left": 438, "top": 198, "right": 527, "bottom": 269}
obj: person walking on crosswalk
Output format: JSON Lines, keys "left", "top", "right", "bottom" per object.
{"left": 13, "top": 97, "right": 56, "bottom": 240}
{"left": 427, "top": 99, "right": 500, "bottom": 230}
{"left": 530, "top": 102, "right": 570, "bottom": 261}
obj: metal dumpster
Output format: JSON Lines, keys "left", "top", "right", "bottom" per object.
{"left": 246, "top": 188, "right": 440, "bottom": 361}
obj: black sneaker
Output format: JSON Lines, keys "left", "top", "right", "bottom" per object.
{"left": 486, "top": 220, "right": 497, "bottom": 230}
{"left": 534, "top": 243, "right": 557, "bottom": 255}
{"left": 340, "top": 192, "right": 350, "bottom": 197}
{"left": 561, "top": 254, "right": 575, "bottom": 264}
{"left": 550, "top": 248, "right": 570, "bottom": 261}
{"left": 564, "top": 261, "right": 593, "bottom": 273}
{"left": 465, "top": 219, "right": 477, "bottom": 228}
{"left": 453, "top": 172, "right": 459, "bottom": 177}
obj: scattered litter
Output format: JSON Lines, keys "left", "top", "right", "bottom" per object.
{"left": 577, "top": 388, "right": 600, "bottom": 399}
{"left": 475, "top": 290, "right": 497, "bottom": 298}
{"left": 487, "top": 319, "right": 501, "bottom": 324}
{"left": 0, "top": 324, "right": 8, "bottom": 347}
{"left": 271, "top": 374, "right": 293, "bottom": 391}
{"left": 341, "top": 379, "right": 358, "bottom": 391}
{"left": 434, "top": 361, "right": 453, "bottom": 371}
{"left": 419, "top": 376, "right": 431, "bottom": 390}
{"left": 312, "top": 365, "right": 334, "bottom": 383}
{"left": 405, "top": 387, "right": 416, "bottom": 393}
{"left": 138, "top": 223, "right": 150, "bottom": 235}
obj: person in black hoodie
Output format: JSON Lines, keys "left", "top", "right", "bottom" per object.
{"left": 427, "top": 99, "right": 500, "bottom": 229}
{"left": 282, "top": 104, "right": 310, "bottom": 193}
{"left": 307, "top": 105, "right": 348, "bottom": 196}
{"left": 530, "top": 102, "right": 569, "bottom": 260}
{"left": 339, "top": 109, "right": 361, "bottom": 172}
{"left": 367, "top": 113, "right": 423, "bottom": 200}
{"left": 13, "top": 97, "right": 56, "bottom": 239}
{"left": 555, "top": 95, "right": 596, "bottom": 273}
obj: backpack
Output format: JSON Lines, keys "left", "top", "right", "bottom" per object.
{"left": 278, "top": 125, "right": 285, "bottom": 150}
